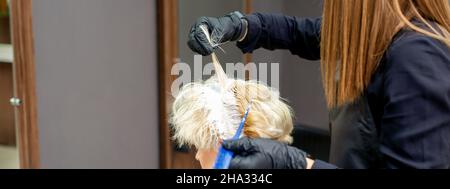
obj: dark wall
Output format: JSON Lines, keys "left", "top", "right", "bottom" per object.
{"left": 252, "top": 0, "right": 329, "bottom": 131}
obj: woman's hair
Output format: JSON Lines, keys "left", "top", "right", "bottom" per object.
{"left": 321, "top": 0, "right": 450, "bottom": 108}
{"left": 170, "top": 78, "right": 294, "bottom": 150}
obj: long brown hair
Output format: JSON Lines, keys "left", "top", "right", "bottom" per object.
{"left": 321, "top": 0, "right": 450, "bottom": 108}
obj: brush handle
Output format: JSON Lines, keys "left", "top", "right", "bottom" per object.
{"left": 213, "top": 146, "right": 234, "bottom": 169}
{"left": 213, "top": 103, "right": 252, "bottom": 169}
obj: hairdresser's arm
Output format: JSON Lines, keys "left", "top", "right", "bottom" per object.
{"left": 223, "top": 138, "right": 338, "bottom": 169}
{"left": 238, "top": 13, "right": 321, "bottom": 61}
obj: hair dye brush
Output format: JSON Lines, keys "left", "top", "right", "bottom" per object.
{"left": 213, "top": 102, "right": 252, "bottom": 169}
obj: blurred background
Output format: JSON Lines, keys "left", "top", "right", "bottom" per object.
{"left": 0, "top": 0, "right": 331, "bottom": 169}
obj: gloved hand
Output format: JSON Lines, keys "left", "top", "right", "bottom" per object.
{"left": 222, "top": 137, "right": 309, "bottom": 169}
{"left": 188, "top": 11, "right": 247, "bottom": 56}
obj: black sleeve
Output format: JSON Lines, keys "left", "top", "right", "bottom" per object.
{"left": 237, "top": 13, "right": 321, "bottom": 61}
{"left": 311, "top": 160, "right": 339, "bottom": 169}
{"left": 380, "top": 34, "right": 450, "bottom": 169}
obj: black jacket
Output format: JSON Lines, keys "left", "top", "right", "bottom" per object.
{"left": 237, "top": 13, "right": 450, "bottom": 169}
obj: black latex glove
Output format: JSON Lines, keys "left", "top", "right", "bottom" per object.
{"left": 222, "top": 137, "right": 309, "bottom": 169}
{"left": 188, "top": 11, "right": 246, "bottom": 56}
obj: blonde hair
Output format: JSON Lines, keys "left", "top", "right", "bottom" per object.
{"left": 170, "top": 78, "right": 294, "bottom": 150}
{"left": 321, "top": 0, "right": 450, "bottom": 108}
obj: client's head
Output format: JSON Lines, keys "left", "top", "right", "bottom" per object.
{"left": 170, "top": 78, "right": 294, "bottom": 169}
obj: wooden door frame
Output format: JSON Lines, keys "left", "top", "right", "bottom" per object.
{"left": 10, "top": 0, "right": 40, "bottom": 169}
{"left": 157, "top": 0, "right": 177, "bottom": 169}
